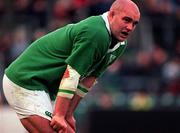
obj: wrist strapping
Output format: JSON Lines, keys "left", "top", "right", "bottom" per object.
{"left": 58, "top": 65, "right": 80, "bottom": 99}
{"left": 76, "top": 84, "right": 89, "bottom": 97}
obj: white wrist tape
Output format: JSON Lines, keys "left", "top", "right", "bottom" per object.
{"left": 58, "top": 65, "right": 80, "bottom": 99}
{"left": 76, "top": 84, "right": 89, "bottom": 97}
{"left": 76, "top": 79, "right": 97, "bottom": 97}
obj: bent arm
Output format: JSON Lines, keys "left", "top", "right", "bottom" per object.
{"left": 51, "top": 65, "right": 80, "bottom": 132}
{"left": 53, "top": 65, "right": 81, "bottom": 115}
{"left": 64, "top": 76, "right": 97, "bottom": 130}
{"left": 66, "top": 76, "right": 97, "bottom": 116}
{"left": 51, "top": 64, "right": 97, "bottom": 132}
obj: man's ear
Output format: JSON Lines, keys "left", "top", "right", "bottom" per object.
{"left": 108, "top": 10, "right": 115, "bottom": 21}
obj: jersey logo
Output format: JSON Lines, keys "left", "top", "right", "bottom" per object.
{"left": 45, "top": 111, "right": 52, "bottom": 118}
{"left": 108, "top": 54, "right": 116, "bottom": 65}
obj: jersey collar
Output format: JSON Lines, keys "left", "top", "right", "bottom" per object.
{"left": 101, "top": 12, "right": 111, "bottom": 35}
{"left": 101, "top": 12, "right": 127, "bottom": 53}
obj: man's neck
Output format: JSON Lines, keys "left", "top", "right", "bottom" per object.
{"left": 110, "top": 35, "right": 118, "bottom": 49}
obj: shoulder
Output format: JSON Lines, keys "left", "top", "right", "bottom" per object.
{"left": 75, "top": 16, "right": 110, "bottom": 42}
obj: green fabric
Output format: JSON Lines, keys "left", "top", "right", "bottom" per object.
{"left": 65, "top": 16, "right": 110, "bottom": 76}
{"left": 77, "top": 85, "right": 88, "bottom": 93}
{"left": 5, "top": 15, "right": 110, "bottom": 99}
{"left": 91, "top": 40, "right": 128, "bottom": 77}
{"left": 5, "top": 14, "right": 127, "bottom": 100}
{"left": 58, "top": 89, "right": 75, "bottom": 94}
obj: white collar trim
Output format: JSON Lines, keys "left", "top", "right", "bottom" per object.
{"left": 101, "top": 12, "right": 126, "bottom": 53}
{"left": 101, "top": 12, "right": 111, "bottom": 35}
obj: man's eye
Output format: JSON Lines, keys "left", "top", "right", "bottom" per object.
{"left": 124, "top": 19, "right": 129, "bottom": 22}
{"left": 123, "top": 17, "right": 131, "bottom": 23}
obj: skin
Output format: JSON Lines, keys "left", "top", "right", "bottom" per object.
{"left": 20, "top": 0, "right": 140, "bottom": 132}
{"left": 50, "top": 75, "right": 96, "bottom": 133}
{"left": 108, "top": 0, "right": 140, "bottom": 42}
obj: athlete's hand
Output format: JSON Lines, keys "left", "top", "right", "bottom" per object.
{"left": 66, "top": 115, "right": 76, "bottom": 132}
{"left": 50, "top": 115, "right": 67, "bottom": 133}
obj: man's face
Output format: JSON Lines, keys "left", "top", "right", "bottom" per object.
{"left": 108, "top": 8, "right": 140, "bottom": 42}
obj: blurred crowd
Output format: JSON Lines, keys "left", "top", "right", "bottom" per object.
{"left": 0, "top": 0, "right": 180, "bottom": 111}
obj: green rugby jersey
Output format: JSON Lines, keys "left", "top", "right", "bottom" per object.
{"left": 5, "top": 13, "right": 127, "bottom": 99}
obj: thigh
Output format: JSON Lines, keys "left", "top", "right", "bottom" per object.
{"left": 20, "top": 118, "right": 38, "bottom": 133}
{"left": 21, "top": 115, "right": 57, "bottom": 133}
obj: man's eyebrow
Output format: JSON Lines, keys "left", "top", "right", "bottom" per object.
{"left": 123, "top": 16, "right": 139, "bottom": 25}
{"left": 124, "top": 16, "right": 133, "bottom": 21}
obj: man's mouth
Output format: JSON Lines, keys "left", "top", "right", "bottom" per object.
{"left": 121, "top": 31, "right": 129, "bottom": 36}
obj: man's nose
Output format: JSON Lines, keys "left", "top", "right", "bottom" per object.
{"left": 126, "top": 23, "right": 133, "bottom": 31}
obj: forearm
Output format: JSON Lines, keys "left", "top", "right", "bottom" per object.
{"left": 51, "top": 96, "right": 72, "bottom": 132}
{"left": 54, "top": 65, "right": 80, "bottom": 116}
{"left": 66, "top": 94, "right": 82, "bottom": 117}
{"left": 66, "top": 76, "right": 97, "bottom": 116}
{"left": 54, "top": 96, "right": 71, "bottom": 116}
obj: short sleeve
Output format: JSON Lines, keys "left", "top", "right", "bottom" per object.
{"left": 65, "top": 36, "right": 100, "bottom": 77}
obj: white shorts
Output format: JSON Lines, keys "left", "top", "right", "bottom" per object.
{"left": 2, "top": 74, "right": 54, "bottom": 121}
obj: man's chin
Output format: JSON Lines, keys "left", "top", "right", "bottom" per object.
{"left": 118, "top": 37, "right": 127, "bottom": 42}
{"left": 114, "top": 34, "right": 128, "bottom": 42}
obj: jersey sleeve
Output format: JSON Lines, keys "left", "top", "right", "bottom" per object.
{"left": 65, "top": 32, "right": 102, "bottom": 77}
{"left": 65, "top": 16, "right": 110, "bottom": 77}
